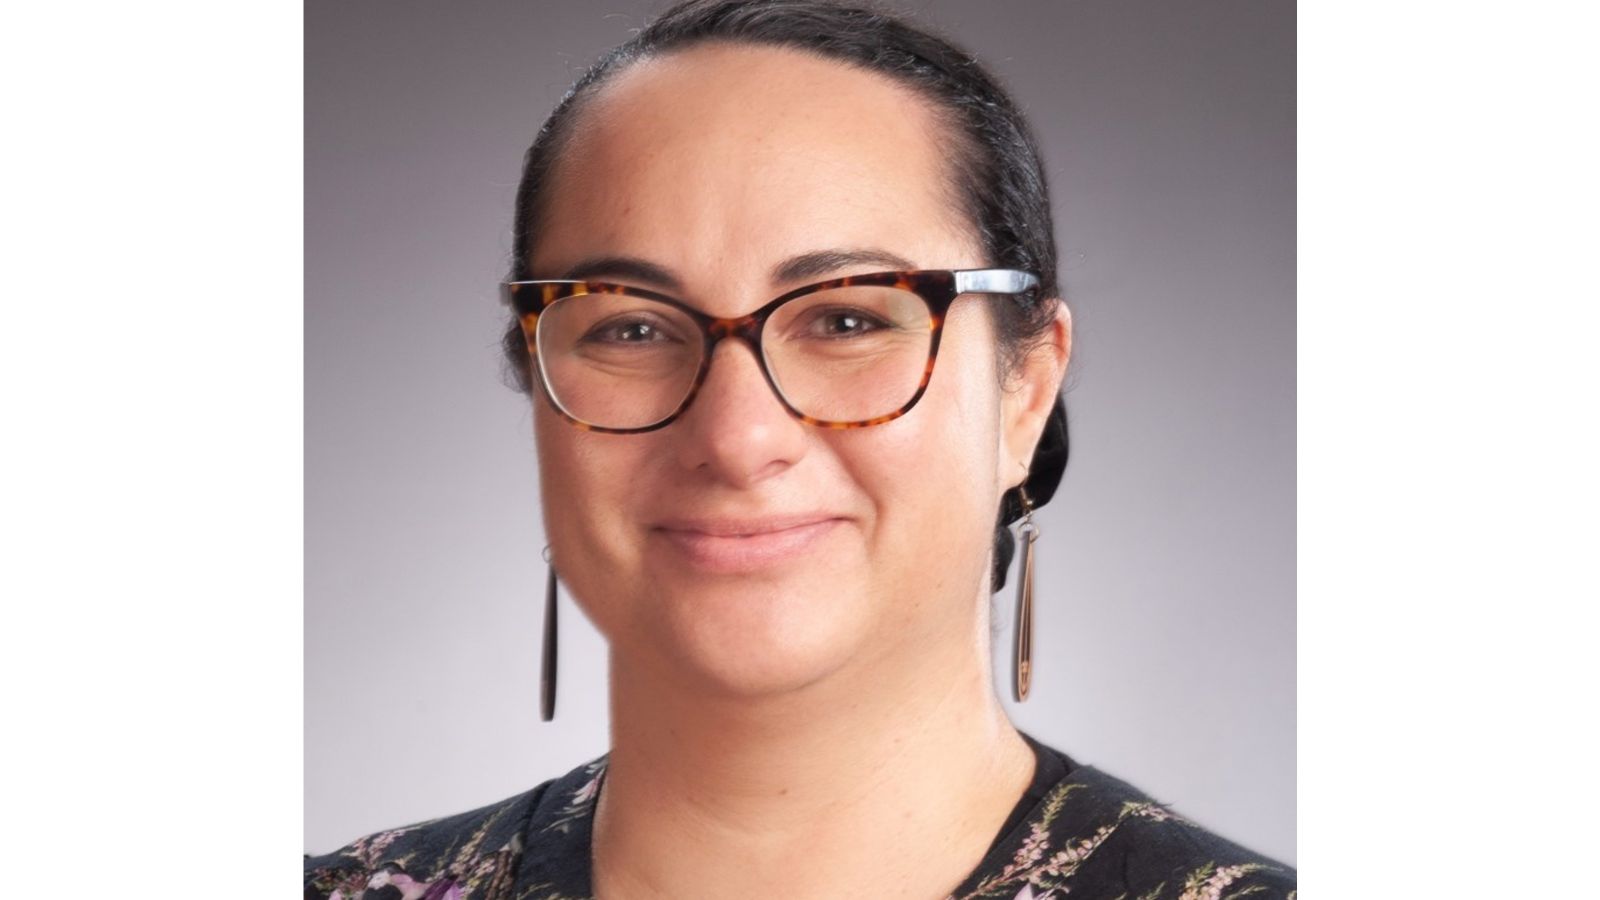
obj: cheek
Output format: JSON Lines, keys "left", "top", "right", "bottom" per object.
{"left": 531, "top": 405, "right": 659, "bottom": 627}
{"left": 848, "top": 305, "right": 1002, "bottom": 594}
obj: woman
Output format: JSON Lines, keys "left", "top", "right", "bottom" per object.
{"left": 306, "top": 1, "right": 1295, "bottom": 897}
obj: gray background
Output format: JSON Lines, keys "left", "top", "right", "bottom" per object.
{"left": 306, "top": 0, "right": 1295, "bottom": 867}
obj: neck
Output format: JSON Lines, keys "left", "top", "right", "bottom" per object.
{"left": 591, "top": 586, "right": 1035, "bottom": 899}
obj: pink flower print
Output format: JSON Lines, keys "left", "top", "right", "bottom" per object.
{"left": 1124, "top": 800, "right": 1183, "bottom": 825}
{"left": 572, "top": 771, "right": 602, "bottom": 806}
{"left": 996, "top": 822, "right": 1050, "bottom": 880}
{"left": 1020, "top": 823, "right": 1049, "bottom": 862}
{"left": 1178, "top": 862, "right": 1262, "bottom": 900}
{"left": 421, "top": 880, "right": 463, "bottom": 900}
{"left": 1040, "top": 848, "right": 1074, "bottom": 878}
{"left": 347, "top": 826, "right": 411, "bottom": 866}
{"left": 365, "top": 871, "right": 461, "bottom": 900}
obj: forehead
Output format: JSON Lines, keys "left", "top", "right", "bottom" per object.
{"left": 531, "top": 43, "right": 978, "bottom": 291}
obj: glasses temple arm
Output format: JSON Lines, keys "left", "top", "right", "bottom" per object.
{"left": 954, "top": 269, "right": 1040, "bottom": 297}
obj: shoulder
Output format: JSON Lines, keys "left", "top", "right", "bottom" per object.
{"left": 965, "top": 748, "right": 1296, "bottom": 900}
{"left": 1054, "top": 763, "right": 1295, "bottom": 898}
{"left": 304, "top": 754, "right": 609, "bottom": 900}
{"left": 1075, "top": 768, "right": 1299, "bottom": 890}
{"left": 303, "top": 787, "right": 544, "bottom": 900}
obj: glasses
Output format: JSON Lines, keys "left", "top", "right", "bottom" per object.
{"left": 500, "top": 268, "right": 1041, "bottom": 434}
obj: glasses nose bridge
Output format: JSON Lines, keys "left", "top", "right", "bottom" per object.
{"left": 691, "top": 311, "right": 790, "bottom": 415}
{"left": 704, "top": 313, "right": 767, "bottom": 358}
{"left": 707, "top": 311, "right": 763, "bottom": 339}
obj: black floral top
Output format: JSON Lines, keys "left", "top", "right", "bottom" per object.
{"left": 305, "top": 731, "right": 1295, "bottom": 899}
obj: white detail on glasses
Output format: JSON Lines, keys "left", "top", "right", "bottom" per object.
{"left": 954, "top": 269, "right": 1038, "bottom": 296}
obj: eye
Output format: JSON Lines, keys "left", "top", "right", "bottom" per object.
{"left": 803, "top": 306, "right": 890, "bottom": 339}
{"left": 582, "top": 315, "right": 682, "bottom": 345}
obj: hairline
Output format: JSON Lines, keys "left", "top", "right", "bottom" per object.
{"left": 524, "top": 39, "right": 991, "bottom": 280}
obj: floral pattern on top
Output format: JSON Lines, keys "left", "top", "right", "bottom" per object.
{"left": 306, "top": 734, "right": 1295, "bottom": 900}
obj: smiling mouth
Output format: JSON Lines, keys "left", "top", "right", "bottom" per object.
{"left": 652, "top": 517, "right": 844, "bottom": 572}
{"left": 654, "top": 512, "right": 842, "bottom": 537}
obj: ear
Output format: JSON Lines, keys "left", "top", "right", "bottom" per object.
{"left": 997, "top": 301, "right": 1072, "bottom": 491}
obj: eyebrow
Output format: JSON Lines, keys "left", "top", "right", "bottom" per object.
{"left": 557, "top": 247, "right": 919, "bottom": 293}
{"left": 559, "top": 256, "right": 683, "bottom": 292}
{"left": 771, "top": 248, "right": 918, "bottom": 284}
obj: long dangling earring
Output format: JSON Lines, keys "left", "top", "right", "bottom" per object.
{"left": 540, "top": 544, "right": 558, "bottom": 722}
{"left": 1013, "top": 485, "right": 1039, "bottom": 703}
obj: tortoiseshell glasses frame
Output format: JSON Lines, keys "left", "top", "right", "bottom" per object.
{"left": 500, "top": 268, "right": 1041, "bottom": 434}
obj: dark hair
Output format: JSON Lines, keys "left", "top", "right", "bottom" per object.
{"left": 501, "top": 0, "right": 1069, "bottom": 592}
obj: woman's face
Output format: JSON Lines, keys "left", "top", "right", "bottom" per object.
{"left": 528, "top": 44, "right": 1066, "bottom": 699}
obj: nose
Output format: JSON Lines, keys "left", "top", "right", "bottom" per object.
{"left": 670, "top": 336, "right": 808, "bottom": 488}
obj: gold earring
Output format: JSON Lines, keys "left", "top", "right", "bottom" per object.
{"left": 1013, "top": 484, "right": 1038, "bottom": 703}
{"left": 541, "top": 544, "right": 558, "bottom": 722}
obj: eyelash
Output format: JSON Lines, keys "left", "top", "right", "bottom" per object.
{"left": 796, "top": 307, "right": 890, "bottom": 339}
{"left": 582, "top": 315, "right": 684, "bottom": 345}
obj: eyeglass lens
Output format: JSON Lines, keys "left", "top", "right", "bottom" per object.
{"left": 534, "top": 285, "right": 935, "bottom": 429}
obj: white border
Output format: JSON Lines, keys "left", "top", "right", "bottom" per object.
{"left": 1302, "top": 0, "right": 1600, "bottom": 893}
{"left": 3, "top": 1, "right": 303, "bottom": 890}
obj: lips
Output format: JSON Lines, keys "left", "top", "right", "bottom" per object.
{"left": 651, "top": 513, "right": 844, "bottom": 572}
{"left": 653, "top": 512, "right": 840, "bottom": 537}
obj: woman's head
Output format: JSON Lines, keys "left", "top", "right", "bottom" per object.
{"left": 503, "top": 0, "right": 1070, "bottom": 699}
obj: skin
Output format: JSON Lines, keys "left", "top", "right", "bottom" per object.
{"left": 527, "top": 44, "right": 1072, "bottom": 899}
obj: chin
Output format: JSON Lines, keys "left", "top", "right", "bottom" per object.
{"left": 642, "top": 576, "right": 876, "bottom": 700}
